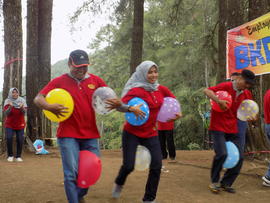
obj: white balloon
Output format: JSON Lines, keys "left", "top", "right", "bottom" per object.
{"left": 135, "top": 145, "right": 151, "bottom": 171}
{"left": 92, "top": 87, "right": 117, "bottom": 115}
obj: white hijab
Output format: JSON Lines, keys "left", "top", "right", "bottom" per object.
{"left": 121, "top": 61, "right": 159, "bottom": 97}
{"left": 4, "top": 87, "right": 27, "bottom": 108}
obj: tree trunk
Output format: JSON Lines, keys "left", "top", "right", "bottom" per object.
{"left": 38, "top": 0, "right": 53, "bottom": 139}
{"left": 26, "top": 0, "right": 53, "bottom": 142}
{"left": 26, "top": 0, "right": 41, "bottom": 142}
{"left": 217, "top": 0, "right": 243, "bottom": 83}
{"left": 130, "top": 0, "right": 144, "bottom": 74}
{"left": 1, "top": 0, "right": 23, "bottom": 153}
{"left": 246, "top": 0, "right": 270, "bottom": 155}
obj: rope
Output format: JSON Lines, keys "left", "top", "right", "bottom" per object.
{"left": 3, "top": 58, "right": 23, "bottom": 68}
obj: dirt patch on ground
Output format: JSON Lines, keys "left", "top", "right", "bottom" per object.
{"left": 0, "top": 149, "right": 270, "bottom": 203}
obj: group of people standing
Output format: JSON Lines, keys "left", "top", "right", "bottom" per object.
{"left": 3, "top": 48, "right": 270, "bottom": 203}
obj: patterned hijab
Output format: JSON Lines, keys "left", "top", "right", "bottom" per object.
{"left": 121, "top": 61, "right": 159, "bottom": 97}
{"left": 4, "top": 87, "right": 27, "bottom": 108}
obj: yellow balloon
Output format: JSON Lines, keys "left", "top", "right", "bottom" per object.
{"left": 43, "top": 88, "right": 74, "bottom": 122}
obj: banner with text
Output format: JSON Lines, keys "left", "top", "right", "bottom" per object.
{"left": 226, "top": 12, "right": 270, "bottom": 78}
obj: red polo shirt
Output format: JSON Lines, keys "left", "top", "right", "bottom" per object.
{"left": 264, "top": 89, "right": 270, "bottom": 124}
{"left": 208, "top": 82, "right": 252, "bottom": 134}
{"left": 157, "top": 86, "right": 176, "bottom": 131}
{"left": 4, "top": 106, "right": 26, "bottom": 130}
{"left": 122, "top": 85, "right": 171, "bottom": 138}
{"left": 40, "top": 73, "right": 106, "bottom": 139}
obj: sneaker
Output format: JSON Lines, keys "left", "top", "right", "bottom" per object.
{"left": 7, "top": 156, "right": 14, "bottom": 162}
{"left": 168, "top": 158, "right": 177, "bottom": 163}
{"left": 112, "top": 183, "right": 123, "bottom": 198}
{"left": 209, "top": 183, "right": 220, "bottom": 193}
{"left": 16, "top": 157, "right": 23, "bottom": 162}
{"left": 161, "top": 165, "right": 169, "bottom": 173}
{"left": 262, "top": 181, "right": 270, "bottom": 187}
{"left": 79, "top": 197, "right": 86, "bottom": 203}
{"left": 220, "top": 184, "right": 236, "bottom": 193}
{"left": 262, "top": 175, "right": 270, "bottom": 185}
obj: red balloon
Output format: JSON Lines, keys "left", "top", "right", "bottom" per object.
{"left": 77, "top": 150, "right": 102, "bottom": 188}
{"left": 210, "top": 91, "right": 232, "bottom": 112}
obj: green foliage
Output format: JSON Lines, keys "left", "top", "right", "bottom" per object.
{"left": 97, "top": 111, "right": 125, "bottom": 149}
{"left": 51, "top": 59, "right": 69, "bottom": 77}
{"left": 187, "top": 142, "right": 201, "bottom": 150}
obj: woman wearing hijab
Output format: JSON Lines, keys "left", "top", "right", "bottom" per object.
{"left": 112, "top": 61, "right": 181, "bottom": 203}
{"left": 3, "top": 87, "right": 27, "bottom": 162}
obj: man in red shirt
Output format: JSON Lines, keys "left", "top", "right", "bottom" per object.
{"left": 229, "top": 72, "right": 253, "bottom": 152}
{"left": 262, "top": 89, "right": 270, "bottom": 186}
{"left": 204, "top": 69, "right": 255, "bottom": 194}
{"left": 34, "top": 50, "right": 142, "bottom": 203}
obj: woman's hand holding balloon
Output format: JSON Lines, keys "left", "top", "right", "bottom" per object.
{"left": 129, "top": 103, "right": 146, "bottom": 120}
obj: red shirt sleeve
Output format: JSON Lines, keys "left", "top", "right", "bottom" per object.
{"left": 264, "top": 90, "right": 270, "bottom": 124}
{"left": 121, "top": 88, "right": 143, "bottom": 104}
{"left": 244, "top": 89, "right": 253, "bottom": 100}
{"left": 208, "top": 82, "right": 232, "bottom": 93}
{"left": 96, "top": 76, "right": 107, "bottom": 87}
{"left": 39, "top": 77, "right": 59, "bottom": 96}
{"left": 159, "top": 85, "right": 176, "bottom": 98}
{"left": 4, "top": 104, "right": 10, "bottom": 112}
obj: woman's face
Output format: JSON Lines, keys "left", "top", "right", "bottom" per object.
{"left": 147, "top": 66, "right": 158, "bottom": 84}
{"left": 12, "top": 89, "right": 19, "bottom": 99}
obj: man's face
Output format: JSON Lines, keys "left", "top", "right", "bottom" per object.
{"left": 235, "top": 76, "right": 251, "bottom": 90}
{"left": 69, "top": 65, "right": 88, "bottom": 80}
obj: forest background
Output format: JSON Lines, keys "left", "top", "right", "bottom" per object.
{"left": 0, "top": 0, "right": 270, "bottom": 154}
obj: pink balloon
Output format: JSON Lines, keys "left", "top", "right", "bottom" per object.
{"left": 157, "top": 97, "right": 181, "bottom": 122}
{"left": 77, "top": 150, "right": 102, "bottom": 188}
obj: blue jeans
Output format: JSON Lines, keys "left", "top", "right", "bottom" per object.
{"left": 6, "top": 128, "right": 24, "bottom": 158}
{"left": 237, "top": 120, "right": 248, "bottom": 153}
{"left": 58, "top": 138, "right": 100, "bottom": 203}
{"left": 265, "top": 124, "right": 270, "bottom": 177}
{"left": 265, "top": 124, "right": 270, "bottom": 142}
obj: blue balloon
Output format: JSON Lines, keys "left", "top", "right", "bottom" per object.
{"left": 223, "top": 141, "right": 240, "bottom": 169}
{"left": 125, "top": 97, "right": 149, "bottom": 126}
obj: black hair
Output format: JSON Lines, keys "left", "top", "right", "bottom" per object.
{"left": 230, "top": 72, "right": 241, "bottom": 77}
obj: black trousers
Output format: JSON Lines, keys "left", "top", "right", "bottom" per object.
{"left": 115, "top": 130, "right": 162, "bottom": 201}
{"left": 158, "top": 130, "right": 176, "bottom": 159}
{"left": 210, "top": 130, "right": 243, "bottom": 186}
